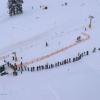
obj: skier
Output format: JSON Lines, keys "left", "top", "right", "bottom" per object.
{"left": 85, "top": 27, "right": 87, "bottom": 31}
{"left": 7, "top": 61, "right": 10, "bottom": 67}
{"left": 92, "top": 48, "right": 96, "bottom": 53}
{"left": 46, "top": 42, "right": 48, "bottom": 47}
{"left": 64, "top": 59, "right": 67, "bottom": 64}
{"left": 28, "top": 67, "right": 30, "bottom": 71}
{"left": 0, "top": 65, "right": 5, "bottom": 73}
{"left": 68, "top": 58, "right": 71, "bottom": 63}
{"left": 76, "top": 36, "right": 81, "bottom": 42}
{"left": 13, "top": 71, "right": 18, "bottom": 76}
{"left": 73, "top": 57, "right": 76, "bottom": 62}
{"left": 32, "top": 67, "right": 35, "bottom": 71}
{"left": 86, "top": 51, "right": 89, "bottom": 55}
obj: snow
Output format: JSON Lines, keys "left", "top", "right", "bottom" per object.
{"left": 0, "top": 0, "right": 100, "bottom": 100}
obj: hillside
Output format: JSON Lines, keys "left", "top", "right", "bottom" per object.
{"left": 0, "top": 0, "right": 100, "bottom": 100}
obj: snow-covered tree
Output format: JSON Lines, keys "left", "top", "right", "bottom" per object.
{"left": 8, "top": 0, "right": 23, "bottom": 16}
{"left": 16, "top": 0, "right": 24, "bottom": 14}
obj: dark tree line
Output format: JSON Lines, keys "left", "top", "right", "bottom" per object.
{"left": 8, "top": 0, "right": 23, "bottom": 16}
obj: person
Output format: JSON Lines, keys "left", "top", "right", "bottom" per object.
{"left": 24, "top": 66, "right": 27, "bottom": 71}
{"left": 12, "top": 56, "right": 15, "bottom": 60}
{"left": 4, "top": 59, "right": 6, "bottom": 63}
{"left": 46, "top": 42, "right": 48, "bottom": 47}
{"left": 81, "top": 52, "right": 84, "bottom": 57}
{"left": 68, "top": 58, "right": 71, "bottom": 63}
{"left": 1, "top": 71, "right": 8, "bottom": 76}
{"left": 62, "top": 60, "right": 65, "bottom": 65}
{"left": 45, "top": 63, "right": 49, "bottom": 69}
{"left": 86, "top": 51, "right": 89, "bottom": 55}
{"left": 48, "top": 64, "right": 51, "bottom": 69}
{"left": 40, "top": 5, "right": 48, "bottom": 10}
{"left": 83, "top": 52, "right": 86, "bottom": 56}
{"left": 0, "top": 65, "right": 5, "bottom": 73}
{"left": 14, "top": 63, "right": 17, "bottom": 71}
{"left": 37, "top": 65, "right": 42, "bottom": 71}
{"left": 60, "top": 61, "right": 64, "bottom": 65}
{"left": 64, "top": 59, "right": 67, "bottom": 64}
{"left": 17, "top": 66, "right": 20, "bottom": 71}
{"left": 20, "top": 66, "right": 23, "bottom": 74}
{"left": 76, "top": 36, "right": 81, "bottom": 42}
{"left": 65, "top": 2, "right": 67, "bottom": 6}
{"left": 32, "top": 67, "right": 35, "bottom": 71}
{"left": 85, "top": 27, "right": 87, "bottom": 31}
{"left": 50, "top": 64, "right": 54, "bottom": 68}
{"left": 55, "top": 63, "right": 58, "bottom": 67}
{"left": 31, "top": 67, "right": 33, "bottom": 72}
{"left": 92, "top": 48, "right": 96, "bottom": 53}
{"left": 78, "top": 54, "right": 82, "bottom": 60}
{"left": 7, "top": 61, "right": 10, "bottom": 67}
{"left": 13, "top": 71, "right": 18, "bottom": 76}
{"left": 20, "top": 61, "right": 23, "bottom": 67}
{"left": 73, "top": 57, "right": 76, "bottom": 62}
{"left": 57, "top": 61, "right": 60, "bottom": 66}
{"left": 44, "top": 6, "right": 48, "bottom": 10}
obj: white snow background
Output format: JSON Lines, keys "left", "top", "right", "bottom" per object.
{"left": 0, "top": 0, "right": 100, "bottom": 100}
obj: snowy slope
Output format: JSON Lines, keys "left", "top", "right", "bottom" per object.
{"left": 0, "top": 0, "right": 100, "bottom": 100}
{"left": 0, "top": 0, "right": 94, "bottom": 50}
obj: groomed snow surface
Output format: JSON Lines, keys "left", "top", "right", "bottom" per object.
{"left": 0, "top": 0, "right": 100, "bottom": 100}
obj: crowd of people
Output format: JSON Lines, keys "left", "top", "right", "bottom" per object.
{"left": 16, "top": 50, "right": 90, "bottom": 74}
{"left": 0, "top": 47, "right": 99, "bottom": 76}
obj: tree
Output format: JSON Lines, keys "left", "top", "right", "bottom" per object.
{"left": 16, "top": 0, "right": 24, "bottom": 14}
{"left": 8, "top": 0, "right": 23, "bottom": 16}
{"left": 8, "top": 0, "right": 16, "bottom": 16}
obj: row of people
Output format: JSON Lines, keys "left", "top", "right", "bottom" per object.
{"left": 36, "top": 51, "right": 89, "bottom": 71}
{"left": 10, "top": 47, "right": 100, "bottom": 75}
{"left": 2, "top": 49, "right": 97, "bottom": 76}
{"left": 1, "top": 48, "right": 99, "bottom": 76}
{"left": 16, "top": 51, "right": 89, "bottom": 74}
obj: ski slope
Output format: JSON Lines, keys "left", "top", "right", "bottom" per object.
{"left": 0, "top": 0, "right": 100, "bottom": 100}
